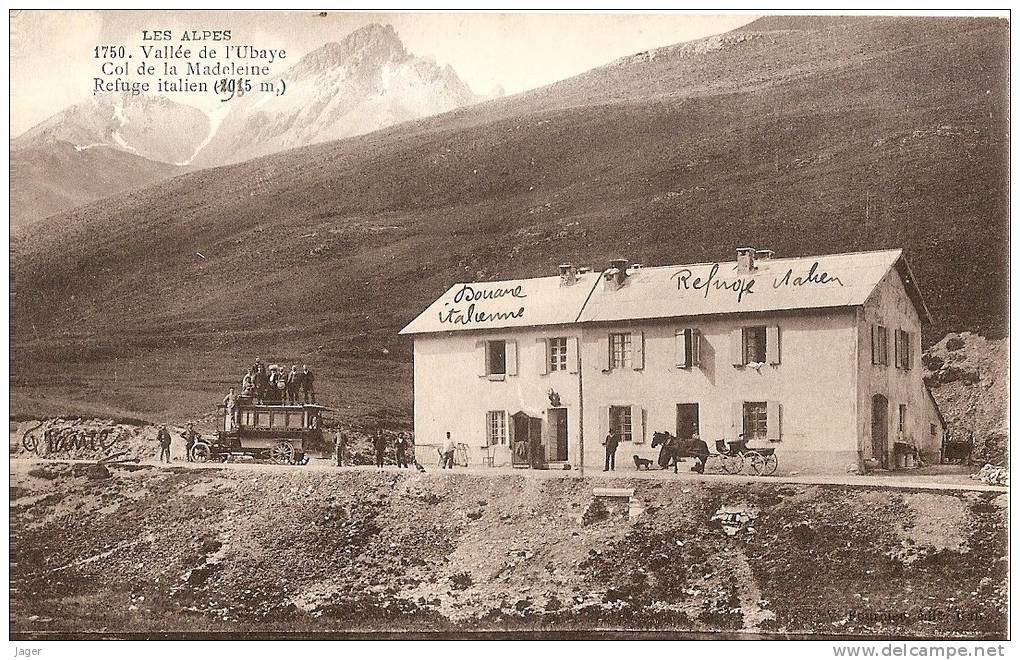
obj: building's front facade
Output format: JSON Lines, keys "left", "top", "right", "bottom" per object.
{"left": 400, "top": 248, "right": 945, "bottom": 474}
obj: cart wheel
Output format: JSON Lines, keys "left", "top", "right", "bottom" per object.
{"left": 721, "top": 453, "right": 744, "bottom": 474}
{"left": 745, "top": 451, "right": 766, "bottom": 476}
{"left": 762, "top": 453, "right": 778, "bottom": 476}
{"left": 191, "top": 442, "right": 212, "bottom": 463}
{"left": 271, "top": 440, "right": 295, "bottom": 465}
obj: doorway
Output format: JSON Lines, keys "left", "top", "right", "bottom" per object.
{"left": 676, "top": 403, "right": 700, "bottom": 439}
{"left": 511, "top": 412, "right": 542, "bottom": 468}
{"left": 547, "top": 408, "right": 568, "bottom": 462}
{"left": 871, "top": 394, "right": 889, "bottom": 468}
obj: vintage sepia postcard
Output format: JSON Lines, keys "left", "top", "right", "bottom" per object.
{"left": 7, "top": 7, "right": 1011, "bottom": 649}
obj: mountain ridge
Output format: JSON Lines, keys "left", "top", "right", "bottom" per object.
{"left": 9, "top": 16, "right": 1008, "bottom": 424}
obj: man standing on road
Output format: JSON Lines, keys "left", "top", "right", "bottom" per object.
{"left": 603, "top": 427, "right": 620, "bottom": 472}
{"left": 395, "top": 432, "right": 410, "bottom": 468}
{"left": 182, "top": 422, "right": 198, "bottom": 462}
{"left": 335, "top": 428, "right": 348, "bottom": 467}
{"left": 157, "top": 425, "right": 172, "bottom": 463}
{"left": 442, "top": 432, "right": 456, "bottom": 469}
{"left": 223, "top": 387, "right": 237, "bottom": 429}
{"left": 373, "top": 431, "right": 388, "bottom": 469}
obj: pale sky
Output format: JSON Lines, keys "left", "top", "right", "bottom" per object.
{"left": 10, "top": 11, "right": 757, "bottom": 136}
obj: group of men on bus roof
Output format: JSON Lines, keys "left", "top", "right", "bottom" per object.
{"left": 237, "top": 357, "right": 316, "bottom": 406}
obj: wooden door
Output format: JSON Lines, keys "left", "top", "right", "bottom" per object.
{"left": 547, "top": 408, "right": 568, "bottom": 462}
{"left": 676, "top": 403, "right": 700, "bottom": 439}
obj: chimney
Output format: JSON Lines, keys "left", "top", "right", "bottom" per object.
{"left": 754, "top": 249, "right": 774, "bottom": 261}
{"left": 736, "top": 247, "right": 756, "bottom": 274}
{"left": 605, "top": 258, "right": 631, "bottom": 288}
{"left": 558, "top": 263, "right": 578, "bottom": 286}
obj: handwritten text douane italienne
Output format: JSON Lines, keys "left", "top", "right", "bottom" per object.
{"left": 438, "top": 284, "right": 528, "bottom": 325}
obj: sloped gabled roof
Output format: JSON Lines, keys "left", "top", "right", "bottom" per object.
{"left": 399, "top": 272, "right": 599, "bottom": 335}
{"left": 399, "top": 249, "right": 929, "bottom": 335}
{"left": 579, "top": 249, "right": 929, "bottom": 324}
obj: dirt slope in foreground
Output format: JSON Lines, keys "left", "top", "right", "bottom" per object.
{"left": 10, "top": 462, "right": 1007, "bottom": 639}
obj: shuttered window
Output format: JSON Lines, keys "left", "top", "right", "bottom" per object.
{"left": 486, "top": 410, "right": 507, "bottom": 446}
{"left": 871, "top": 325, "right": 889, "bottom": 366}
{"left": 609, "top": 333, "right": 632, "bottom": 369}
{"left": 675, "top": 328, "right": 701, "bottom": 368}
{"left": 549, "top": 337, "right": 568, "bottom": 372}
{"left": 743, "top": 401, "right": 768, "bottom": 439}
{"left": 609, "top": 405, "right": 633, "bottom": 443}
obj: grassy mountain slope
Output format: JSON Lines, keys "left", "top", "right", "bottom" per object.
{"left": 9, "top": 17, "right": 1009, "bottom": 424}
{"left": 9, "top": 142, "right": 182, "bottom": 230}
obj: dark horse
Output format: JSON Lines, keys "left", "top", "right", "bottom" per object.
{"left": 651, "top": 431, "right": 711, "bottom": 474}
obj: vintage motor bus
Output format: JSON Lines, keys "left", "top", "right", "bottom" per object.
{"left": 191, "top": 399, "right": 330, "bottom": 464}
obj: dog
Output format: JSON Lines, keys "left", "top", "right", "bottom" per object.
{"left": 633, "top": 455, "right": 655, "bottom": 470}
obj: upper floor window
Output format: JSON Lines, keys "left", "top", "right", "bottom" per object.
{"left": 898, "top": 404, "right": 907, "bottom": 433}
{"left": 675, "top": 328, "right": 701, "bottom": 368}
{"left": 488, "top": 340, "right": 507, "bottom": 375}
{"left": 549, "top": 337, "right": 568, "bottom": 372}
{"left": 872, "top": 325, "right": 889, "bottom": 366}
{"left": 895, "top": 329, "right": 912, "bottom": 370}
{"left": 609, "top": 333, "right": 632, "bottom": 369}
{"left": 478, "top": 339, "right": 517, "bottom": 378}
{"left": 743, "top": 326, "right": 767, "bottom": 364}
{"left": 733, "top": 325, "right": 781, "bottom": 366}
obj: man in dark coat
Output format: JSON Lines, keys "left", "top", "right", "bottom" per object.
{"left": 373, "top": 431, "right": 387, "bottom": 468}
{"left": 394, "top": 433, "right": 410, "bottom": 468}
{"left": 182, "top": 423, "right": 198, "bottom": 462}
{"left": 335, "top": 429, "right": 348, "bottom": 467}
{"left": 254, "top": 363, "right": 268, "bottom": 404}
{"left": 604, "top": 428, "right": 620, "bottom": 472}
{"left": 286, "top": 365, "right": 303, "bottom": 405}
{"left": 301, "top": 365, "right": 315, "bottom": 403}
{"left": 157, "top": 425, "right": 172, "bottom": 463}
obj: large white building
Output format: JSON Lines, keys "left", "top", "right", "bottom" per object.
{"left": 400, "top": 248, "right": 946, "bottom": 474}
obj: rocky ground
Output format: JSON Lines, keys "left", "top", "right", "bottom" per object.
{"left": 923, "top": 332, "right": 1007, "bottom": 465}
{"left": 9, "top": 460, "right": 1007, "bottom": 639}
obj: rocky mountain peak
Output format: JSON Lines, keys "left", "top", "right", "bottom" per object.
{"left": 293, "top": 23, "right": 408, "bottom": 78}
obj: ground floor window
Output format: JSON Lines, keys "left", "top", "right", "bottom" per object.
{"left": 486, "top": 410, "right": 507, "bottom": 445}
{"left": 743, "top": 401, "right": 768, "bottom": 439}
{"left": 609, "top": 405, "right": 633, "bottom": 443}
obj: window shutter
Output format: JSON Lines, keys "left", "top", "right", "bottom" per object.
{"left": 631, "top": 406, "right": 645, "bottom": 444}
{"left": 882, "top": 327, "right": 889, "bottom": 365}
{"left": 767, "top": 401, "right": 782, "bottom": 441}
{"left": 506, "top": 410, "right": 515, "bottom": 445}
{"left": 731, "top": 401, "right": 745, "bottom": 437}
{"left": 731, "top": 328, "right": 744, "bottom": 366}
{"left": 477, "top": 340, "right": 488, "bottom": 377}
{"left": 767, "top": 325, "right": 781, "bottom": 365}
{"left": 598, "top": 407, "right": 608, "bottom": 444}
{"left": 674, "top": 329, "right": 688, "bottom": 368}
{"left": 633, "top": 331, "right": 645, "bottom": 370}
{"left": 483, "top": 412, "right": 491, "bottom": 447}
{"left": 893, "top": 329, "right": 901, "bottom": 369}
{"left": 506, "top": 340, "right": 518, "bottom": 376}
{"left": 598, "top": 334, "right": 609, "bottom": 371}
{"left": 537, "top": 338, "right": 549, "bottom": 376}
{"left": 691, "top": 329, "right": 701, "bottom": 367}
{"left": 870, "top": 325, "right": 877, "bottom": 365}
{"left": 567, "top": 336, "right": 579, "bottom": 374}
{"left": 904, "top": 332, "right": 912, "bottom": 370}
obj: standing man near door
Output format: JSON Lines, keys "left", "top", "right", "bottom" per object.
{"left": 603, "top": 427, "right": 620, "bottom": 472}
